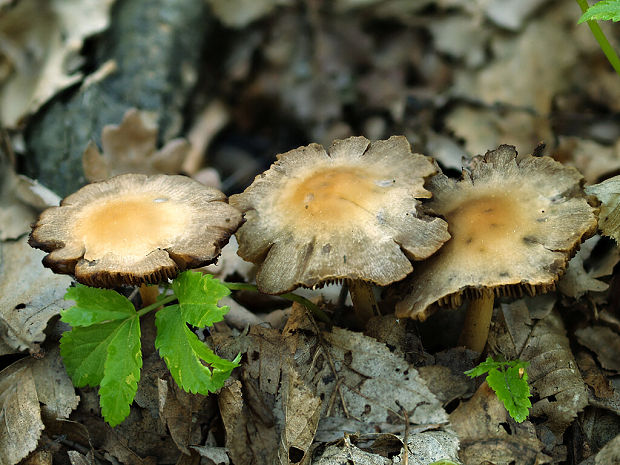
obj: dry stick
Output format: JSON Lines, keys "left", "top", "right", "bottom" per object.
{"left": 396, "top": 400, "right": 410, "bottom": 465}
{"left": 300, "top": 302, "right": 353, "bottom": 420}
{"left": 458, "top": 291, "right": 495, "bottom": 353}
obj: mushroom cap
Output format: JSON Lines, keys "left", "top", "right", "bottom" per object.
{"left": 229, "top": 136, "right": 450, "bottom": 294}
{"left": 394, "top": 145, "right": 598, "bottom": 320}
{"left": 29, "top": 174, "right": 242, "bottom": 288}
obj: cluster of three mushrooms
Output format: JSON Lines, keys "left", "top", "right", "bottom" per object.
{"left": 30, "top": 138, "right": 597, "bottom": 355}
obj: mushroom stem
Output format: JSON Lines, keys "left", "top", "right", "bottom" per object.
{"left": 139, "top": 283, "right": 159, "bottom": 308}
{"left": 459, "top": 292, "right": 495, "bottom": 353}
{"left": 349, "top": 280, "right": 380, "bottom": 322}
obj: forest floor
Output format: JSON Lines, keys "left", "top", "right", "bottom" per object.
{"left": 1, "top": 0, "right": 620, "bottom": 464}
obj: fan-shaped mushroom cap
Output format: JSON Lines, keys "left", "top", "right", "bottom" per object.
{"left": 29, "top": 174, "right": 242, "bottom": 288}
{"left": 395, "top": 145, "right": 597, "bottom": 320}
{"left": 229, "top": 136, "right": 450, "bottom": 294}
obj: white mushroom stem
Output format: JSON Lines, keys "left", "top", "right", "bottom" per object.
{"left": 458, "top": 291, "right": 494, "bottom": 353}
{"left": 349, "top": 280, "right": 380, "bottom": 322}
{"left": 139, "top": 283, "right": 159, "bottom": 308}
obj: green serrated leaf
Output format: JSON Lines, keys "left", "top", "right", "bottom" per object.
{"left": 62, "top": 285, "right": 136, "bottom": 326}
{"left": 172, "top": 271, "right": 230, "bottom": 327}
{"left": 60, "top": 320, "right": 125, "bottom": 387}
{"left": 486, "top": 367, "right": 532, "bottom": 423}
{"left": 99, "top": 317, "right": 142, "bottom": 427}
{"left": 155, "top": 305, "right": 239, "bottom": 394}
{"left": 578, "top": 0, "right": 620, "bottom": 23}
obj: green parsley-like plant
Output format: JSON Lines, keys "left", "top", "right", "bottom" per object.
{"left": 576, "top": 0, "right": 620, "bottom": 77}
{"left": 464, "top": 357, "right": 532, "bottom": 423}
{"left": 60, "top": 271, "right": 241, "bottom": 426}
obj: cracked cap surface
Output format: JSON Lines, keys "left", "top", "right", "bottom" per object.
{"left": 29, "top": 173, "right": 242, "bottom": 287}
{"left": 229, "top": 135, "right": 450, "bottom": 294}
{"left": 394, "top": 145, "right": 598, "bottom": 320}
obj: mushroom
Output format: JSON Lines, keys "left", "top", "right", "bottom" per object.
{"left": 229, "top": 136, "right": 450, "bottom": 320}
{"left": 394, "top": 145, "right": 597, "bottom": 352}
{"left": 29, "top": 173, "right": 242, "bottom": 294}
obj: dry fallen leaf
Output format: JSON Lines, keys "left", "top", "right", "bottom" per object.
{"left": 452, "top": 5, "right": 577, "bottom": 113}
{"left": 0, "top": 236, "right": 72, "bottom": 355}
{"left": 558, "top": 236, "right": 615, "bottom": 299}
{"left": 575, "top": 326, "right": 620, "bottom": 374}
{"left": 0, "top": 348, "right": 79, "bottom": 465}
{"left": 493, "top": 299, "right": 589, "bottom": 436}
{"left": 444, "top": 104, "right": 553, "bottom": 157}
{"left": 0, "top": 151, "right": 60, "bottom": 240}
{"left": 0, "top": 363, "right": 44, "bottom": 465}
{"left": 450, "top": 382, "right": 550, "bottom": 465}
{"left": 82, "top": 108, "right": 190, "bottom": 182}
{"left": 215, "top": 304, "right": 450, "bottom": 464}
{"left": 0, "top": 0, "right": 114, "bottom": 127}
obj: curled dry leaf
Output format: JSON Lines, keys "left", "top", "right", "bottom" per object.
{"left": 444, "top": 105, "right": 553, "bottom": 158}
{"left": 558, "top": 236, "right": 617, "bottom": 299}
{"left": 452, "top": 8, "right": 577, "bottom": 113}
{"left": 575, "top": 326, "right": 620, "bottom": 374}
{"left": 0, "top": 151, "right": 60, "bottom": 240}
{"left": 0, "top": 0, "right": 114, "bottom": 127}
{"left": 0, "top": 236, "right": 72, "bottom": 355}
{"left": 0, "top": 348, "right": 79, "bottom": 465}
{"left": 492, "top": 299, "right": 588, "bottom": 436}
{"left": 450, "top": 382, "right": 549, "bottom": 465}
{"left": 214, "top": 304, "right": 448, "bottom": 465}
{"left": 586, "top": 175, "right": 620, "bottom": 244}
{"left": 0, "top": 364, "right": 43, "bottom": 465}
{"left": 82, "top": 108, "right": 190, "bottom": 182}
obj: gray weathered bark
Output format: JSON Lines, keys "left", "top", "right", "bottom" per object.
{"left": 24, "top": 0, "right": 211, "bottom": 196}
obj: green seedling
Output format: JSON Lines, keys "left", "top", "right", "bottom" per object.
{"left": 60, "top": 271, "right": 240, "bottom": 426}
{"left": 576, "top": 0, "right": 620, "bottom": 76}
{"left": 465, "top": 357, "right": 532, "bottom": 423}
{"left": 59, "top": 270, "right": 328, "bottom": 426}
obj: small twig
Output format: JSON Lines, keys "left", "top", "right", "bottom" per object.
{"left": 300, "top": 303, "right": 353, "bottom": 419}
{"left": 396, "top": 400, "right": 410, "bottom": 465}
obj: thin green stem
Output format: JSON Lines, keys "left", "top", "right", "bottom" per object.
{"left": 135, "top": 281, "right": 331, "bottom": 324}
{"left": 576, "top": 0, "right": 620, "bottom": 77}
{"left": 222, "top": 282, "right": 331, "bottom": 324}
{"left": 137, "top": 294, "right": 176, "bottom": 317}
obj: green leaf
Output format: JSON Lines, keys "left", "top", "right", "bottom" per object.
{"left": 155, "top": 305, "right": 239, "bottom": 394}
{"left": 486, "top": 364, "right": 532, "bottom": 423}
{"left": 172, "top": 271, "right": 230, "bottom": 327}
{"left": 99, "top": 317, "right": 142, "bottom": 427}
{"left": 578, "top": 0, "right": 620, "bottom": 23}
{"left": 62, "top": 285, "right": 136, "bottom": 326}
{"left": 465, "top": 357, "right": 532, "bottom": 423}
{"left": 60, "top": 321, "right": 126, "bottom": 387}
